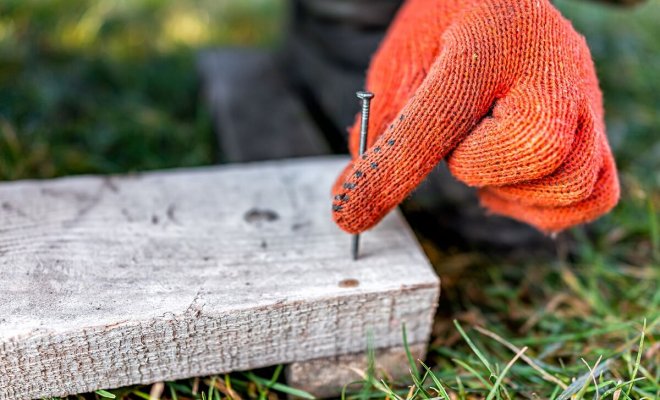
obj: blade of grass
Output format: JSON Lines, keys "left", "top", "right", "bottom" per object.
{"left": 208, "top": 376, "right": 216, "bottom": 400}
{"left": 360, "top": 333, "right": 377, "bottom": 400}
{"left": 455, "top": 375, "right": 465, "bottom": 399}
{"left": 474, "top": 326, "right": 568, "bottom": 390}
{"left": 421, "top": 362, "right": 451, "bottom": 400}
{"left": 402, "top": 324, "right": 420, "bottom": 380}
{"left": 626, "top": 318, "right": 646, "bottom": 397}
{"left": 602, "top": 378, "right": 647, "bottom": 398}
{"left": 211, "top": 376, "right": 242, "bottom": 400}
{"left": 167, "top": 383, "right": 179, "bottom": 400}
{"left": 453, "top": 320, "right": 493, "bottom": 375}
{"left": 575, "top": 357, "right": 602, "bottom": 400}
{"left": 452, "top": 358, "right": 494, "bottom": 390}
{"left": 378, "top": 380, "right": 405, "bottom": 400}
{"left": 132, "top": 390, "right": 151, "bottom": 400}
{"left": 243, "top": 373, "right": 315, "bottom": 399}
{"left": 557, "top": 357, "right": 610, "bottom": 400}
{"left": 485, "top": 346, "right": 527, "bottom": 400}
{"left": 267, "top": 364, "right": 283, "bottom": 389}
{"left": 409, "top": 368, "right": 431, "bottom": 399}
{"left": 349, "top": 367, "right": 404, "bottom": 400}
{"left": 341, "top": 379, "right": 368, "bottom": 400}
{"left": 549, "top": 384, "right": 562, "bottom": 400}
{"left": 511, "top": 321, "right": 634, "bottom": 346}
{"left": 95, "top": 390, "right": 116, "bottom": 399}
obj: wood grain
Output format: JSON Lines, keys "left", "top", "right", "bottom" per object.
{"left": 0, "top": 156, "right": 439, "bottom": 399}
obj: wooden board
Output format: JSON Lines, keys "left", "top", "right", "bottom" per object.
{"left": 0, "top": 156, "right": 439, "bottom": 399}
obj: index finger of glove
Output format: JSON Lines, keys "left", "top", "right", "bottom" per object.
{"left": 332, "top": 37, "right": 507, "bottom": 234}
{"left": 345, "top": 0, "right": 467, "bottom": 157}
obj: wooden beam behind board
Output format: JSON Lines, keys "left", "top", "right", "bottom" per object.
{"left": 197, "top": 49, "right": 331, "bottom": 162}
{"left": 287, "top": 343, "right": 427, "bottom": 398}
{"left": 0, "top": 156, "right": 439, "bottom": 399}
{"left": 284, "top": 33, "right": 366, "bottom": 133}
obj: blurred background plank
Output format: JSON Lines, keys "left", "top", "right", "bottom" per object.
{"left": 197, "top": 49, "right": 330, "bottom": 162}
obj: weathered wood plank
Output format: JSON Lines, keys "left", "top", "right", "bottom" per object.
{"left": 0, "top": 156, "right": 439, "bottom": 399}
{"left": 197, "top": 49, "right": 331, "bottom": 162}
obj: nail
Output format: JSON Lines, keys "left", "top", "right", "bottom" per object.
{"left": 352, "top": 90, "right": 374, "bottom": 261}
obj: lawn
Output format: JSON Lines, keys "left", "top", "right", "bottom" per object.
{"left": 0, "top": 0, "right": 658, "bottom": 399}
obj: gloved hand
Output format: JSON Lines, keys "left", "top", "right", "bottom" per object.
{"left": 331, "top": 0, "right": 619, "bottom": 234}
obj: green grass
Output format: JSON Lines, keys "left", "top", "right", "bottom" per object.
{"left": 2, "top": 0, "right": 658, "bottom": 399}
{"left": 0, "top": 0, "right": 284, "bottom": 178}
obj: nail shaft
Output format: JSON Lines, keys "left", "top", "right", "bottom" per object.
{"left": 352, "top": 90, "right": 374, "bottom": 260}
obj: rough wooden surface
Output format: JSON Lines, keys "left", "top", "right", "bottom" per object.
{"left": 197, "top": 49, "right": 330, "bottom": 162}
{"left": 287, "top": 344, "right": 426, "bottom": 398}
{"left": 0, "top": 156, "right": 439, "bottom": 399}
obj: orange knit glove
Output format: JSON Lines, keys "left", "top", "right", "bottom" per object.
{"left": 331, "top": 0, "right": 620, "bottom": 234}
